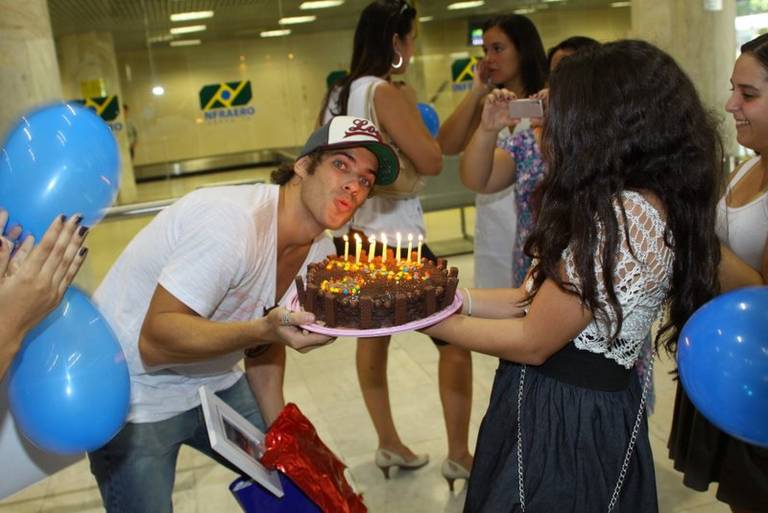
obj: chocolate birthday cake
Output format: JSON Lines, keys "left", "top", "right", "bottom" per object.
{"left": 295, "top": 253, "right": 459, "bottom": 329}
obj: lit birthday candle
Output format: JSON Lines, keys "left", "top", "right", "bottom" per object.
{"left": 396, "top": 232, "right": 402, "bottom": 263}
{"left": 381, "top": 233, "right": 388, "bottom": 263}
{"left": 368, "top": 235, "right": 376, "bottom": 263}
{"left": 343, "top": 234, "right": 349, "bottom": 261}
{"left": 407, "top": 233, "right": 413, "bottom": 263}
{"left": 417, "top": 234, "right": 423, "bottom": 263}
{"left": 354, "top": 233, "right": 362, "bottom": 264}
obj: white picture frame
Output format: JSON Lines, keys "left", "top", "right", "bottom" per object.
{"left": 198, "top": 385, "right": 284, "bottom": 497}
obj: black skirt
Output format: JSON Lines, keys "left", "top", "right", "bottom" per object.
{"left": 464, "top": 343, "right": 658, "bottom": 513}
{"left": 668, "top": 383, "right": 768, "bottom": 510}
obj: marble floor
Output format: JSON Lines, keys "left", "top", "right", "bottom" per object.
{"left": 0, "top": 169, "right": 731, "bottom": 513}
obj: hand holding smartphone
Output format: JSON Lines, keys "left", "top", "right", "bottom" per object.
{"left": 507, "top": 99, "right": 544, "bottom": 119}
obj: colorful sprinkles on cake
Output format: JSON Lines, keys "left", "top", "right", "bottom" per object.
{"left": 319, "top": 257, "right": 429, "bottom": 297}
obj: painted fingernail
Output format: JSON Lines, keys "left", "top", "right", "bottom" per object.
{"left": 74, "top": 215, "right": 83, "bottom": 225}
{"left": 78, "top": 226, "right": 89, "bottom": 237}
{"left": 78, "top": 247, "right": 88, "bottom": 257}
{"left": 59, "top": 214, "right": 66, "bottom": 223}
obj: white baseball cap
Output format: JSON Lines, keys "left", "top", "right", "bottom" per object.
{"left": 299, "top": 116, "right": 399, "bottom": 186}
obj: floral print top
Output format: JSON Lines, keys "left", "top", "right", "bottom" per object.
{"left": 497, "top": 128, "right": 547, "bottom": 287}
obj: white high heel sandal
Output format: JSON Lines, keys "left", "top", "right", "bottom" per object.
{"left": 374, "top": 448, "right": 429, "bottom": 479}
{"left": 441, "top": 458, "right": 471, "bottom": 492}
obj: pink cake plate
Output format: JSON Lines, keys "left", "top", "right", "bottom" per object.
{"left": 286, "top": 290, "right": 463, "bottom": 338}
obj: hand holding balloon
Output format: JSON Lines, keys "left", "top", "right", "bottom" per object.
{"left": 0, "top": 104, "right": 129, "bottom": 454}
{"left": 0, "top": 212, "right": 88, "bottom": 379}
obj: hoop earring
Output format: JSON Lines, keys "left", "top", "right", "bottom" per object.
{"left": 392, "top": 51, "right": 403, "bottom": 69}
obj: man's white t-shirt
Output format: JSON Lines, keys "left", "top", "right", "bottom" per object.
{"left": 94, "top": 184, "right": 334, "bottom": 423}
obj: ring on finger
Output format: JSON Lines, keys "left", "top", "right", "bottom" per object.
{"left": 281, "top": 311, "right": 290, "bottom": 326}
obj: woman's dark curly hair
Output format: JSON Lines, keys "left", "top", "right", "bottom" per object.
{"left": 524, "top": 39, "right": 723, "bottom": 355}
{"left": 318, "top": 0, "right": 416, "bottom": 123}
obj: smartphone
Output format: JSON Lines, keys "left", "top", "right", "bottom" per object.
{"left": 508, "top": 99, "right": 544, "bottom": 119}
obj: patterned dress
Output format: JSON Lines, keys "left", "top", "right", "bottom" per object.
{"left": 497, "top": 128, "right": 547, "bottom": 288}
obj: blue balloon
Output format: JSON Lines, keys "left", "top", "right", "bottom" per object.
{"left": 0, "top": 103, "right": 120, "bottom": 241}
{"left": 678, "top": 286, "right": 768, "bottom": 447}
{"left": 417, "top": 102, "right": 440, "bottom": 137}
{"left": 8, "top": 287, "right": 130, "bottom": 454}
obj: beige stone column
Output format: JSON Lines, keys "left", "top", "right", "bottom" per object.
{"left": 57, "top": 31, "right": 138, "bottom": 203}
{"left": 0, "top": 0, "right": 62, "bottom": 139}
{"left": 631, "top": 0, "right": 738, "bottom": 156}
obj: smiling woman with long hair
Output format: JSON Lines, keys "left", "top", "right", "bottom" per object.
{"left": 668, "top": 33, "right": 768, "bottom": 513}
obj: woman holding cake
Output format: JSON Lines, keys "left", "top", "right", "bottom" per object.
{"left": 460, "top": 32, "right": 658, "bottom": 417}
{"left": 425, "top": 40, "right": 723, "bottom": 511}
{"left": 317, "top": 0, "right": 475, "bottom": 488}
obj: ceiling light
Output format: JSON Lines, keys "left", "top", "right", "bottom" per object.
{"left": 170, "top": 24, "right": 206, "bottom": 35}
{"left": 152, "top": 86, "right": 165, "bottom": 96}
{"left": 279, "top": 15, "right": 317, "bottom": 25}
{"left": 447, "top": 1, "right": 484, "bottom": 10}
{"left": 170, "top": 39, "right": 201, "bottom": 47}
{"left": 611, "top": 1, "right": 631, "bottom": 6}
{"left": 300, "top": 0, "right": 343, "bottom": 8}
{"left": 514, "top": 7, "right": 535, "bottom": 13}
{"left": 170, "top": 10, "right": 213, "bottom": 22}
{"left": 260, "top": 29, "right": 292, "bottom": 38}
{"left": 419, "top": 16, "right": 434, "bottom": 22}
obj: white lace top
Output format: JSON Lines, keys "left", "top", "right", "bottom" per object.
{"left": 561, "top": 191, "right": 673, "bottom": 368}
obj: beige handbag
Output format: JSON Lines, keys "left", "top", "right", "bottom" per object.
{"left": 365, "top": 81, "right": 426, "bottom": 198}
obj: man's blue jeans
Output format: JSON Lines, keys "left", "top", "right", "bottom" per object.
{"left": 88, "top": 376, "right": 265, "bottom": 513}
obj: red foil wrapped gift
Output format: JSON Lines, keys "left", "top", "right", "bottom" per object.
{"left": 261, "top": 403, "right": 367, "bottom": 513}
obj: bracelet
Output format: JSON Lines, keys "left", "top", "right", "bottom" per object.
{"left": 462, "top": 287, "right": 472, "bottom": 317}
